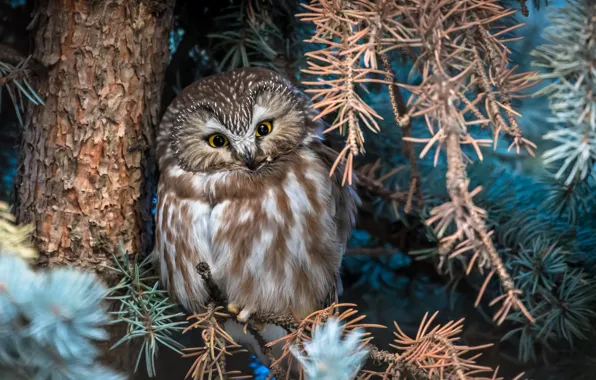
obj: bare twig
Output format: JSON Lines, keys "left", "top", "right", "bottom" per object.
{"left": 380, "top": 52, "right": 424, "bottom": 212}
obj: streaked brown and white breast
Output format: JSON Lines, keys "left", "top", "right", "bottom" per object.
{"left": 154, "top": 143, "right": 356, "bottom": 319}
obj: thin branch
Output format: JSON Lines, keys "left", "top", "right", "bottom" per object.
{"left": 380, "top": 52, "right": 424, "bottom": 212}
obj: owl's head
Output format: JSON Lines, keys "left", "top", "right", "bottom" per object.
{"left": 157, "top": 67, "right": 323, "bottom": 174}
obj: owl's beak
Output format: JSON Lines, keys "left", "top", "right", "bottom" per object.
{"left": 242, "top": 154, "right": 257, "bottom": 170}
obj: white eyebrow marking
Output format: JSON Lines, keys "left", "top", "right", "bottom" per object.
{"left": 252, "top": 105, "right": 270, "bottom": 122}
{"left": 203, "top": 117, "right": 227, "bottom": 133}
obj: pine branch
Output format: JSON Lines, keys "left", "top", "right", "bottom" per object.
{"left": 390, "top": 311, "right": 495, "bottom": 380}
{"left": 183, "top": 304, "right": 250, "bottom": 379}
{"left": 412, "top": 158, "right": 596, "bottom": 361}
{"left": 298, "top": 0, "right": 393, "bottom": 185}
{"left": 532, "top": 0, "right": 596, "bottom": 185}
{"left": 356, "top": 160, "right": 410, "bottom": 206}
{"left": 0, "top": 55, "right": 44, "bottom": 127}
{"left": 106, "top": 249, "right": 187, "bottom": 377}
{"left": 196, "top": 262, "right": 225, "bottom": 304}
{"left": 0, "top": 67, "right": 29, "bottom": 86}
{"left": 185, "top": 262, "right": 502, "bottom": 380}
{"left": 0, "top": 44, "right": 43, "bottom": 70}
{"left": 469, "top": 30, "right": 538, "bottom": 156}
{"left": 388, "top": 0, "right": 538, "bottom": 325}
{"left": 366, "top": 345, "right": 440, "bottom": 380}
{"left": 208, "top": 1, "right": 297, "bottom": 76}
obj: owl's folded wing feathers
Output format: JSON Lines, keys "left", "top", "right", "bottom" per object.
{"left": 311, "top": 141, "right": 361, "bottom": 307}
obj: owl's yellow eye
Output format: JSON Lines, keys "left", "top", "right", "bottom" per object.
{"left": 207, "top": 134, "right": 229, "bottom": 148}
{"left": 255, "top": 121, "right": 272, "bottom": 137}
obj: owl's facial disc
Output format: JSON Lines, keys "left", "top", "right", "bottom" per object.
{"left": 170, "top": 74, "right": 318, "bottom": 174}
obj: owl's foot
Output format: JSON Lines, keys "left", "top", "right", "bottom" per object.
{"left": 237, "top": 308, "right": 253, "bottom": 323}
{"left": 227, "top": 303, "right": 240, "bottom": 315}
{"left": 227, "top": 303, "right": 257, "bottom": 326}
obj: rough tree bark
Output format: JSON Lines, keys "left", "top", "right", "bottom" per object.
{"left": 15, "top": 0, "right": 174, "bottom": 376}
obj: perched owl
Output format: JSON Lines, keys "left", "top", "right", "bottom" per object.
{"left": 154, "top": 67, "right": 359, "bottom": 327}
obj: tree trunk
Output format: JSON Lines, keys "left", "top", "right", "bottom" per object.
{"left": 15, "top": 0, "right": 174, "bottom": 376}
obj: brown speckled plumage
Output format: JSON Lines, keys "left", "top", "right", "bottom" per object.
{"left": 154, "top": 67, "right": 359, "bottom": 322}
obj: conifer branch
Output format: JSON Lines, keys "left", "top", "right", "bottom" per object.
{"left": 386, "top": 0, "right": 537, "bottom": 325}
{"left": 390, "top": 311, "right": 496, "bottom": 380}
{"left": 532, "top": 0, "right": 596, "bottom": 185}
{"left": 183, "top": 304, "right": 250, "bottom": 379}
{"left": 298, "top": 0, "right": 393, "bottom": 185}
{"left": 182, "top": 263, "right": 503, "bottom": 380}
{"left": 0, "top": 55, "right": 44, "bottom": 127}
{"left": 107, "top": 250, "right": 187, "bottom": 377}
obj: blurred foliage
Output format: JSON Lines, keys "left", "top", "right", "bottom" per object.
{"left": 2, "top": 0, "right": 25, "bottom": 8}
{"left": 291, "top": 318, "right": 368, "bottom": 380}
{"left": 532, "top": 0, "right": 596, "bottom": 186}
{"left": 0, "top": 205, "right": 122, "bottom": 379}
{"left": 0, "top": 201, "right": 36, "bottom": 260}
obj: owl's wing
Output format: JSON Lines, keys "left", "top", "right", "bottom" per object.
{"left": 311, "top": 141, "right": 361, "bottom": 307}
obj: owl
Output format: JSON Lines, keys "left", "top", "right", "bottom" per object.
{"left": 153, "top": 67, "right": 359, "bottom": 326}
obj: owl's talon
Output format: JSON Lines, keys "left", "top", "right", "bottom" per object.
{"left": 227, "top": 303, "right": 240, "bottom": 315}
{"left": 237, "top": 309, "right": 252, "bottom": 322}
